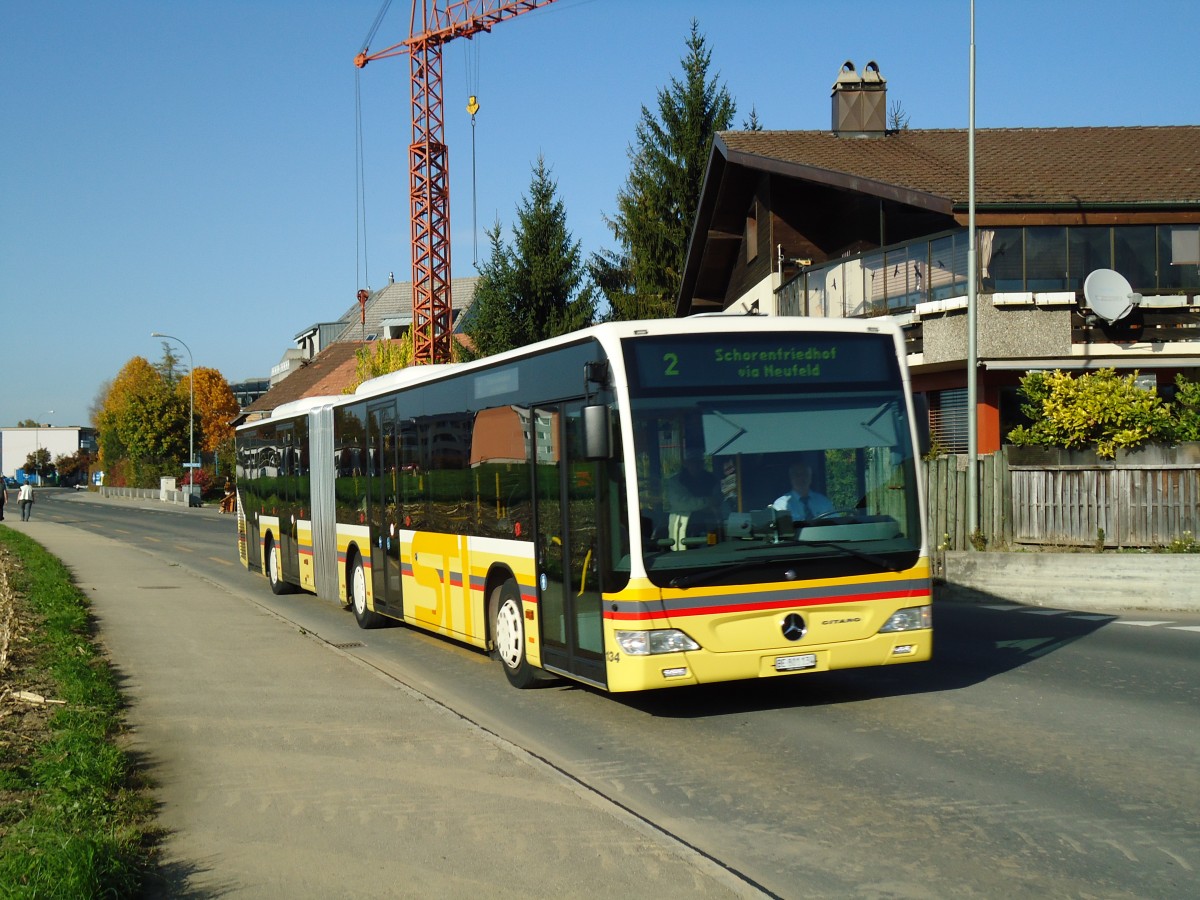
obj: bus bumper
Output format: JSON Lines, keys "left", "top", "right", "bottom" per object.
{"left": 603, "top": 630, "right": 932, "bottom": 693}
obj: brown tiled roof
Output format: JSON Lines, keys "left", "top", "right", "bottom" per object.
{"left": 238, "top": 337, "right": 475, "bottom": 422}
{"left": 719, "top": 126, "right": 1200, "bottom": 207}
{"left": 239, "top": 342, "right": 370, "bottom": 417}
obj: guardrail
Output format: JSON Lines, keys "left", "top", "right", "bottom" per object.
{"left": 98, "top": 486, "right": 200, "bottom": 507}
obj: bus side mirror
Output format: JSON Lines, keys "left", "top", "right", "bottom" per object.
{"left": 582, "top": 404, "right": 611, "bottom": 460}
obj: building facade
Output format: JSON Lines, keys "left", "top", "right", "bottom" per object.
{"left": 0, "top": 426, "right": 97, "bottom": 484}
{"left": 678, "top": 63, "right": 1200, "bottom": 453}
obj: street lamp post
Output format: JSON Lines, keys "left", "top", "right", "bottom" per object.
{"left": 31, "top": 410, "right": 54, "bottom": 485}
{"left": 151, "top": 332, "right": 195, "bottom": 495}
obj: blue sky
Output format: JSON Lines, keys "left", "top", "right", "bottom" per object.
{"left": 2, "top": 0, "right": 1197, "bottom": 430}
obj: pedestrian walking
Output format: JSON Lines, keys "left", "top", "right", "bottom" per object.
{"left": 0, "top": 479, "right": 8, "bottom": 521}
{"left": 17, "top": 481, "right": 34, "bottom": 521}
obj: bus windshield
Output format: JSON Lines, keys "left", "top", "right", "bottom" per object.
{"left": 623, "top": 331, "right": 922, "bottom": 587}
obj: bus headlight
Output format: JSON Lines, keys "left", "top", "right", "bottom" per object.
{"left": 878, "top": 605, "right": 932, "bottom": 633}
{"left": 614, "top": 629, "right": 700, "bottom": 656}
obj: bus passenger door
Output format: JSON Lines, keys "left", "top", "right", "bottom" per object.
{"left": 367, "top": 402, "right": 403, "bottom": 615}
{"left": 534, "top": 402, "right": 606, "bottom": 687}
{"left": 278, "top": 424, "right": 300, "bottom": 580}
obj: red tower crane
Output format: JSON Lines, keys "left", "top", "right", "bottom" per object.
{"left": 355, "top": 0, "right": 559, "bottom": 364}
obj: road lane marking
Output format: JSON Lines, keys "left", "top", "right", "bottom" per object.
{"left": 1101, "top": 839, "right": 1139, "bottom": 862}
{"left": 1112, "top": 620, "right": 1174, "bottom": 627}
{"left": 1157, "top": 846, "right": 1194, "bottom": 872}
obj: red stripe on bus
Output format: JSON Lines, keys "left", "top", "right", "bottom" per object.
{"left": 603, "top": 587, "right": 927, "bottom": 621}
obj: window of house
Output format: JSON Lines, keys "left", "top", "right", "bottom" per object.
{"left": 984, "top": 228, "right": 1024, "bottom": 292}
{"left": 745, "top": 201, "right": 758, "bottom": 263}
{"left": 1160, "top": 225, "right": 1200, "bottom": 291}
{"left": 929, "top": 388, "right": 969, "bottom": 453}
{"left": 1067, "top": 227, "right": 1111, "bottom": 290}
{"left": 1025, "top": 227, "right": 1069, "bottom": 291}
{"left": 1113, "top": 226, "right": 1155, "bottom": 291}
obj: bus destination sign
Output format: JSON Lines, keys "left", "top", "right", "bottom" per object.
{"left": 626, "top": 333, "right": 894, "bottom": 390}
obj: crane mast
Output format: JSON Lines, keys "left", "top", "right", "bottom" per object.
{"left": 355, "top": 0, "right": 558, "bottom": 364}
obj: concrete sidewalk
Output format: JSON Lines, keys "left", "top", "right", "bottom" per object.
{"left": 16, "top": 517, "right": 753, "bottom": 899}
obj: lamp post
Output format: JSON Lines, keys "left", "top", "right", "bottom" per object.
{"left": 966, "top": 0, "right": 979, "bottom": 541}
{"left": 151, "top": 332, "right": 195, "bottom": 493}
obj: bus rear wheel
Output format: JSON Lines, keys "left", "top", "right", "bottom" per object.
{"left": 492, "top": 578, "right": 539, "bottom": 689}
{"left": 266, "top": 537, "right": 292, "bottom": 595}
{"left": 350, "top": 552, "right": 385, "bottom": 629}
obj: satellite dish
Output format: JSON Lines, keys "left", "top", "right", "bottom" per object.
{"left": 1083, "top": 269, "right": 1142, "bottom": 324}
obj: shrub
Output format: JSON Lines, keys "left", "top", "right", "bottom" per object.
{"left": 1169, "top": 374, "right": 1200, "bottom": 443}
{"left": 1008, "top": 369, "right": 1175, "bottom": 458}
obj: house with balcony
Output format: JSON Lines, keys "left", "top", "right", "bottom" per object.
{"left": 677, "top": 62, "right": 1200, "bottom": 455}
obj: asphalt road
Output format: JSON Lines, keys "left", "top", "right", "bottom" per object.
{"left": 28, "top": 490, "right": 1200, "bottom": 898}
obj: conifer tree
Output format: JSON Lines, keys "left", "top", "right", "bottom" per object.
{"left": 464, "top": 156, "right": 595, "bottom": 357}
{"left": 595, "top": 20, "right": 735, "bottom": 321}
{"left": 464, "top": 221, "right": 521, "bottom": 359}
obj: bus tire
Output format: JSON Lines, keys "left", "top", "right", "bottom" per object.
{"left": 266, "top": 536, "right": 293, "bottom": 595}
{"left": 349, "top": 552, "right": 385, "bottom": 629}
{"left": 492, "top": 578, "right": 539, "bottom": 689}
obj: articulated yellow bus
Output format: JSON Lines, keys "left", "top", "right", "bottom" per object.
{"left": 235, "top": 317, "right": 931, "bottom": 691}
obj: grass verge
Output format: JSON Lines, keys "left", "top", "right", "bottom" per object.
{"left": 0, "top": 527, "right": 155, "bottom": 898}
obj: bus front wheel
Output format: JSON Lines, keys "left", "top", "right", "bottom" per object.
{"left": 492, "top": 578, "right": 539, "bottom": 689}
{"left": 350, "top": 553, "right": 385, "bottom": 629}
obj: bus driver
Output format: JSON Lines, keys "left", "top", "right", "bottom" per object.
{"left": 772, "top": 460, "right": 833, "bottom": 523}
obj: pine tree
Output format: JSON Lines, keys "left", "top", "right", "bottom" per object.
{"left": 596, "top": 20, "right": 735, "bottom": 321}
{"left": 463, "top": 221, "right": 521, "bottom": 359}
{"left": 511, "top": 155, "right": 595, "bottom": 340}
{"left": 464, "top": 156, "right": 595, "bottom": 357}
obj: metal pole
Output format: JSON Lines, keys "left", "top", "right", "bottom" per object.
{"left": 966, "top": 0, "right": 979, "bottom": 543}
{"left": 151, "top": 332, "right": 195, "bottom": 492}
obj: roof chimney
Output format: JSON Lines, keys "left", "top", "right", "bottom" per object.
{"left": 831, "top": 60, "right": 887, "bottom": 136}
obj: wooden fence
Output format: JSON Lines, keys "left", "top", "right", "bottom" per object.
{"left": 924, "top": 445, "right": 1200, "bottom": 549}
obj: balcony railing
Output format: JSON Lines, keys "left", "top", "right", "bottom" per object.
{"left": 778, "top": 224, "right": 1200, "bottom": 319}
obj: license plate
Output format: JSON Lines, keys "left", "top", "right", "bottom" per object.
{"left": 775, "top": 653, "right": 817, "bottom": 672}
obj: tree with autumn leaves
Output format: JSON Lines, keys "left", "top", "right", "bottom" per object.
{"left": 341, "top": 325, "right": 471, "bottom": 394}
{"left": 94, "top": 350, "right": 239, "bottom": 489}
